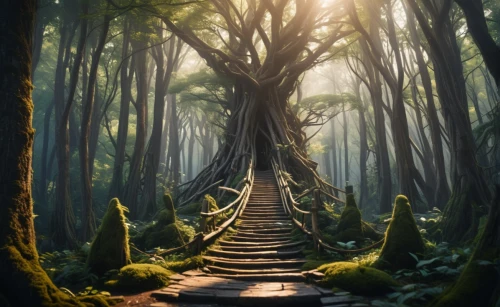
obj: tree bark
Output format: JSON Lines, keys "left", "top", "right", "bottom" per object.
{"left": 109, "top": 19, "right": 133, "bottom": 200}
{"left": 79, "top": 12, "right": 110, "bottom": 241}
{"left": 0, "top": 0, "right": 81, "bottom": 304}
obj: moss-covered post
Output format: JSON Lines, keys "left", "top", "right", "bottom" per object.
{"left": 86, "top": 198, "right": 131, "bottom": 275}
{"left": 334, "top": 187, "right": 363, "bottom": 242}
{"left": 0, "top": 1, "right": 83, "bottom": 305}
{"left": 311, "top": 189, "right": 321, "bottom": 253}
{"left": 375, "top": 195, "right": 425, "bottom": 270}
{"left": 192, "top": 232, "right": 204, "bottom": 255}
{"left": 200, "top": 198, "right": 208, "bottom": 233}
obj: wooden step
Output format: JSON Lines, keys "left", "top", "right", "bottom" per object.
{"left": 218, "top": 239, "right": 295, "bottom": 246}
{"left": 235, "top": 230, "right": 294, "bottom": 237}
{"left": 207, "top": 248, "right": 303, "bottom": 259}
{"left": 217, "top": 240, "right": 305, "bottom": 252}
{"left": 206, "top": 265, "right": 302, "bottom": 275}
{"left": 235, "top": 227, "right": 293, "bottom": 234}
{"left": 210, "top": 272, "right": 306, "bottom": 282}
{"left": 239, "top": 217, "right": 290, "bottom": 222}
{"left": 227, "top": 235, "right": 294, "bottom": 242}
{"left": 202, "top": 256, "right": 307, "bottom": 269}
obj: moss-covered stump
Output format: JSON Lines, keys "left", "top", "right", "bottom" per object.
{"left": 105, "top": 264, "right": 173, "bottom": 292}
{"left": 333, "top": 194, "right": 363, "bottom": 242}
{"left": 374, "top": 195, "right": 425, "bottom": 271}
{"left": 176, "top": 202, "right": 201, "bottom": 215}
{"left": 317, "top": 262, "right": 400, "bottom": 295}
{"left": 430, "top": 187, "right": 500, "bottom": 307}
{"left": 87, "top": 198, "right": 131, "bottom": 275}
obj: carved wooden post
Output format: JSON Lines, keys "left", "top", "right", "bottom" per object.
{"left": 311, "top": 188, "right": 321, "bottom": 253}
{"left": 200, "top": 198, "right": 208, "bottom": 233}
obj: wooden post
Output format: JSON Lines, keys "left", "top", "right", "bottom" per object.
{"left": 346, "top": 183, "right": 353, "bottom": 194}
{"left": 192, "top": 232, "right": 204, "bottom": 255}
{"left": 311, "top": 188, "right": 321, "bottom": 253}
{"left": 200, "top": 199, "right": 208, "bottom": 233}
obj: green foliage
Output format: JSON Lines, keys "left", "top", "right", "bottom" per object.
{"left": 104, "top": 264, "right": 173, "bottom": 292}
{"left": 317, "top": 262, "right": 400, "bottom": 295}
{"left": 374, "top": 195, "right": 425, "bottom": 271}
{"left": 161, "top": 256, "right": 204, "bottom": 273}
{"left": 86, "top": 198, "right": 131, "bottom": 275}
{"left": 176, "top": 202, "right": 202, "bottom": 215}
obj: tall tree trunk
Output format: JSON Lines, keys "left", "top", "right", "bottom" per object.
{"left": 38, "top": 101, "right": 54, "bottom": 207}
{"left": 109, "top": 19, "right": 133, "bottom": 199}
{"left": 187, "top": 115, "right": 195, "bottom": 181}
{"left": 141, "top": 33, "right": 180, "bottom": 218}
{"left": 360, "top": 39, "right": 392, "bottom": 213}
{"left": 406, "top": 3, "right": 450, "bottom": 207}
{"left": 79, "top": 12, "right": 110, "bottom": 241}
{"left": 123, "top": 27, "right": 148, "bottom": 219}
{"left": 354, "top": 80, "right": 369, "bottom": 209}
{"left": 407, "top": 0, "right": 492, "bottom": 242}
{"left": 52, "top": 9, "right": 81, "bottom": 248}
{"left": 330, "top": 119, "right": 338, "bottom": 190}
{"left": 343, "top": 107, "right": 349, "bottom": 183}
{"left": 0, "top": 1, "right": 80, "bottom": 304}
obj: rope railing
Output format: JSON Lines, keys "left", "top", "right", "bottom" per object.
{"left": 270, "top": 155, "right": 384, "bottom": 255}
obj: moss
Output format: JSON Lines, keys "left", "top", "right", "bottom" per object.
{"left": 374, "top": 195, "right": 425, "bottom": 271}
{"left": 163, "top": 193, "right": 175, "bottom": 211}
{"left": 0, "top": 246, "right": 86, "bottom": 306}
{"left": 317, "top": 262, "right": 400, "bottom": 295}
{"left": 361, "top": 221, "right": 383, "bottom": 241}
{"left": 105, "top": 264, "right": 173, "bottom": 292}
{"left": 86, "top": 198, "right": 131, "bottom": 275}
{"left": 333, "top": 194, "right": 363, "bottom": 242}
{"left": 77, "top": 295, "right": 110, "bottom": 306}
{"left": 161, "top": 256, "right": 204, "bottom": 273}
{"left": 140, "top": 221, "right": 194, "bottom": 250}
{"left": 302, "top": 260, "right": 330, "bottom": 271}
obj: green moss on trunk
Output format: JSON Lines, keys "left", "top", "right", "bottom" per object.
{"left": 374, "top": 195, "right": 425, "bottom": 270}
{"left": 86, "top": 198, "right": 131, "bottom": 275}
{"left": 431, "top": 187, "right": 500, "bottom": 306}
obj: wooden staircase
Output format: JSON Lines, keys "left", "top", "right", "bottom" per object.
{"left": 203, "top": 169, "right": 307, "bottom": 282}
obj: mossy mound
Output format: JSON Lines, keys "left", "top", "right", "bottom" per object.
{"left": 137, "top": 221, "right": 195, "bottom": 251}
{"left": 302, "top": 260, "right": 330, "bottom": 271}
{"left": 333, "top": 194, "right": 363, "bottom": 242}
{"left": 86, "top": 198, "right": 131, "bottom": 275}
{"left": 374, "top": 195, "right": 425, "bottom": 271}
{"left": 105, "top": 264, "right": 173, "bottom": 292}
{"left": 161, "top": 256, "right": 204, "bottom": 273}
{"left": 317, "top": 262, "right": 400, "bottom": 295}
{"left": 134, "top": 194, "right": 195, "bottom": 250}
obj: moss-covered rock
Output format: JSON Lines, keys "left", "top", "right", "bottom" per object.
{"left": 161, "top": 256, "right": 204, "bottom": 273}
{"left": 317, "top": 262, "right": 400, "bottom": 295}
{"left": 86, "top": 198, "right": 131, "bottom": 275}
{"left": 374, "top": 195, "right": 425, "bottom": 271}
{"left": 105, "top": 264, "right": 173, "bottom": 292}
{"left": 333, "top": 194, "right": 363, "bottom": 242}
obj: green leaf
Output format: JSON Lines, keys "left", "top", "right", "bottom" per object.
{"left": 408, "top": 252, "right": 419, "bottom": 262}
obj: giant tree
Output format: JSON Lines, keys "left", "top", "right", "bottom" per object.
{"left": 142, "top": 0, "right": 356, "bottom": 199}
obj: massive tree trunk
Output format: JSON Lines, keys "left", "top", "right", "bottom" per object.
{"left": 354, "top": 80, "right": 369, "bottom": 209}
{"left": 38, "top": 101, "right": 54, "bottom": 207}
{"left": 343, "top": 107, "right": 349, "bottom": 183}
{"left": 109, "top": 19, "right": 133, "bottom": 200}
{"left": 79, "top": 12, "right": 110, "bottom": 241}
{"left": 407, "top": 0, "right": 491, "bottom": 242}
{"left": 0, "top": 1, "right": 80, "bottom": 304}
